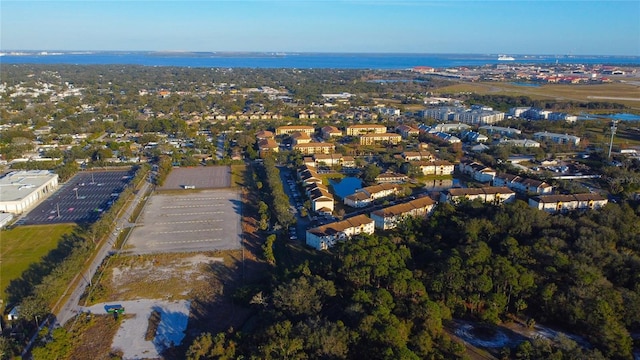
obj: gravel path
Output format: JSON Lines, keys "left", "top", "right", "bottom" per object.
{"left": 81, "top": 299, "right": 190, "bottom": 360}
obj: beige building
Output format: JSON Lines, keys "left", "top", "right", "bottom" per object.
{"left": 359, "top": 133, "right": 402, "bottom": 146}
{"left": 346, "top": 124, "right": 387, "bottom": 136}
{"left": 413, "top": 160, "right": 455, "bottom": 176}
{"left": 293, "top": 142, "right": 335, "bottom": 155}
{"left": 321, "top": 126, "right": 343, "bottom": 139}
{"left": 528, "top": 194, "right": 607, "bottom": 213}
{"left": 258, "top": 138, "right": 279, "bottom": 157}
{"left": 291, "top": 131, "right": 312, "bottom": 145}
{"left": 275, "top": 125, "right": 315, "bottom": 136}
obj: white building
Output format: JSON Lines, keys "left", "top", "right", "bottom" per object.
{"left": 458, "top": 161, "right": 496, "bottom": 182}
{"left": 411, "top": 160, "right": 455, "bottom": 176}
{"left": 492, "top": 174, "right": 553, "bottom": 195}
{"left": 370, "top": 197, "right": 436, "bottom": 230}
{"left": 533, "top": 132, "right": 581, "bottom": 146}
{"left": 440, "top": 187, "right": 516, "bottom": 204}
{"left": 0, "top": 170, "right": 59, "bottom": 214}
{"left": 305, "top": 214, "right": 375, "bottom": 250}
{"left": 344, "top": 184, "right": 401, "bottom": 208}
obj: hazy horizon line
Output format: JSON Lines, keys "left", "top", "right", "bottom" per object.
{"left": 2, "top": 50, "right": 639, "bottom": 57}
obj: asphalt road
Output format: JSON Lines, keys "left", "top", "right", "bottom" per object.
{"left": 53, "top": 179, "right": 152, "bottom": 326}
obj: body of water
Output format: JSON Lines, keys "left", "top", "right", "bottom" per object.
{"left": 330, "top": 177, "right": 363, "bottom": 199}
{"left": 1, "top": 52, "right": 638, "bottom": 69}
{"left": 423, "top": 178, "right": 462, "bottom": 192}
{"left": 510, "top": 82, "right": 541, "bottom": 87}
{"left": 579, "top": 113, "right": 640, "bottom": 121}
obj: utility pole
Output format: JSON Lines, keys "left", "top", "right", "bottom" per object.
{"left": 608, "top": 120, "right": 618, "bottom": 160}
{"left": 57, "top": 203, "right": 60, "bottom": 217}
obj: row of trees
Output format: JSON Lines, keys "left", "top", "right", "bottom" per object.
{"left": 255, "top": 156, "right": 295, "bottom": 229}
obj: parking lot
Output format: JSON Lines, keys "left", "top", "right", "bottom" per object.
{"left": 158, "top": 166, "right": 231, "bottom": 190}
{"left": 17, "top": 170, "right": 134, "bottom": 226}
{"left": 124, "top": 189, "right": 242, "bottom": 254}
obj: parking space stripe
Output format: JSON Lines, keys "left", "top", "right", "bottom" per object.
{"left": 152, "top": 228, "right": 222, "bottom": 234}
{"left": 155, "top": 219, "right": 223, "bottom": 225}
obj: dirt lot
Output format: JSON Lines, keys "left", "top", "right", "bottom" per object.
{"left": 78, "top": 251, "right": 256, "bottom": 359}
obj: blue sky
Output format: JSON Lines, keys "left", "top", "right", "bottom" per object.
{"left": 2, "top": 1, "right": 639, "bottom": 55}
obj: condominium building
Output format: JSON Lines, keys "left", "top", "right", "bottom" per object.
{"left": 346, "top": 124, "right": 387, "bottom": 136}
{"left": 529, "top": 193, "right": 607, "bottom": 213}
{"left": 275, "top": 125, "right": 315, "bottom": 136}
{"left": 493, "top": 173, "right": 553, "bottom": 195}
{"left": 293, "top": 142, "right": 335, "bottom": 155}
{"left": 533, "top": 131, "right": 581, "bottom": 146}
{"left": 370, "top": 197, "right": 436, "bottom": 230}
{"left": 305, "top": 214, "right": 375, "bottom": 250}
{"left": 440, "top": 186, "right": 516, "bottom": 204}
{"left": 359, "top": 133, "right": 402, "bottom": 145}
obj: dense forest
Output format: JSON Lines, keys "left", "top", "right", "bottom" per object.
{"left": 185, "top": 198, "right": 640, "bottom": 359}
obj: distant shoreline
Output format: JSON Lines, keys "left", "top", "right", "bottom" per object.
{"left": 1, "top": 51, "right": 638, "bottom": 69}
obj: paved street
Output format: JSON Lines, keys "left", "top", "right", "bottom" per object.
{"left": 54, "top": 179, "right": 152, "bottom": 326}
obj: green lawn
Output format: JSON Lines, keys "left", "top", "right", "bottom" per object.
{"left": 0, "top": 224, "right": 76, "bottom": 302}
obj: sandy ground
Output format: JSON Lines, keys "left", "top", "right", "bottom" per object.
{"left": 81, "top": 299, "right": 190, "bottom": 360}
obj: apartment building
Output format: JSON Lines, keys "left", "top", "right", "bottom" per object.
{"left": 306, "top": 214, "right": 375, "bottom": 250}
{"left": 293, "top": 142, "right": 335, "bottom": 155}
{"left": 275, "top": 125, "right": 315, "bottom": 136}
{"left": 346, "top": 124, "right": 387, "bottom": 136}
{"left": 493, "top": 173, "right": 553, "bottom": 195}
{"left": 370, "top": 196, "right": 436, "bottom": 230}
{"left": 533, "top": 131, "right": 581, "bottom": 146}
{"left": 528, "top": 193, "right": 607, "bottom": 213}
{"left": 440, "top": 187, "right": 516, "bottom": 204}
{"left": 359, "top": 133, "right": 402, "bottom": 145}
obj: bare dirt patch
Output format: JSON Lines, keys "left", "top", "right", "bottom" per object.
{"left": 86, "top": 252, "right": 226, "bottom": 304}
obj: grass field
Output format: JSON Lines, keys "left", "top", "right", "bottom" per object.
{"left": 434, "top": 81, "right": 640, "bottom": 110}
{"left": 231, "top": 164, "right": 246, "bottom": 188}
{"left": 0, "top": 223, "right": 76, "bottom": 302}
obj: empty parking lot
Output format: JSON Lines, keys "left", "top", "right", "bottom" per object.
{"left": 158, "top": 166, "right": 231, "bottom": 190}
{"left": 124, "top": 189, "right": 241, "bottom": 254}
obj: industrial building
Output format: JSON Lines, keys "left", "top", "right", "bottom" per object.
{"left": 0, "top": 170, "right": 59, "bottom": 214}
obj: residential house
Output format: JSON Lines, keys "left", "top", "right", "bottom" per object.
{"left": 305, "top": 214, "right": 375, "bottom": 250}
